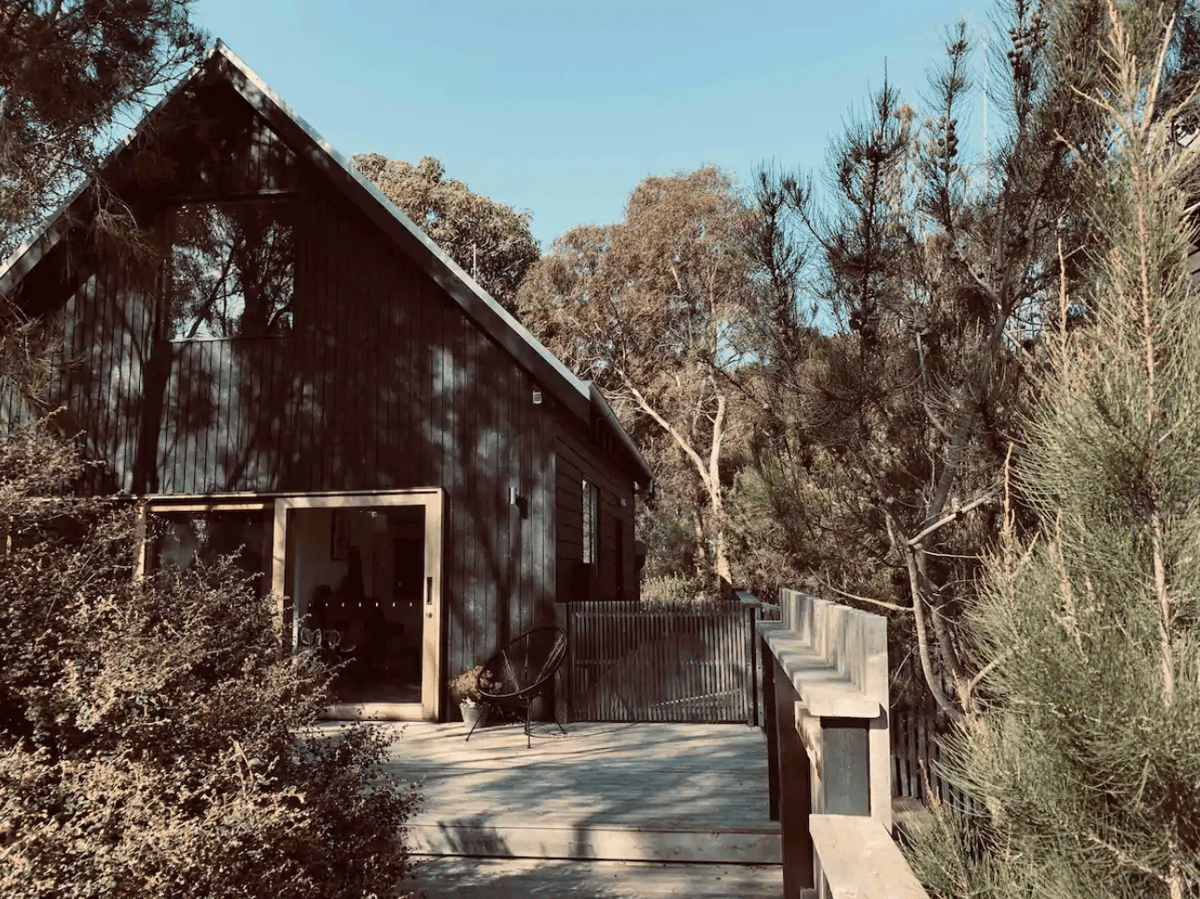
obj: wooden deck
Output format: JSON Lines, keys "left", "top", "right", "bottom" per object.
{"left": 371, "top": 720, "right": 780, "bottom": 866}
{"left": 406, "top": 856, "right": 784, "bottom": 898}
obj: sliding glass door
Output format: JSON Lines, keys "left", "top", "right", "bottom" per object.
{"left": 146, "top": 490, "right": 444, "bottom": 720}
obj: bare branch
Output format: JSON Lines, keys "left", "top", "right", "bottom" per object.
{"left": 907, "top": 493, "right": 994, "bottom": 548}
{"left": 887, "top": 513, "right": 965, "bottom": 725}
{"left": 823, "top": 577, "right": 913, "bottom": 613}
{"left": 922, "top": 396, "right": 955, "bottom": 440}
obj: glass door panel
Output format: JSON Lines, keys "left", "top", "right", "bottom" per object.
{"left": 289, "top": 506, "right": 425, "bottom": 704}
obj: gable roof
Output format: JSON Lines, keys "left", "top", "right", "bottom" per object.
{"left": 0, "top": 41, "right": 651, "bottom": 487}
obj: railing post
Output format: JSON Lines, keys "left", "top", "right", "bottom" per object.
{"left": 762, "top": 635, "right": 780, "bottom": 823}
{"left": 759, "top": 590, "right": 901, "bottom": 897}
{"left": 774, "top": 660, "right": 814, "bottom": 898}
{"left": 736, "top": 589, "right": 762, "bottom": 727}
{"left": 748, "top": 603, "right": 758, "bottom": 726}
{"left": 820, "top": 717, "right": 870, "bottom": 815}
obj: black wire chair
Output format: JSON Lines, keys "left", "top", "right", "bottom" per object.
{"left": 466, "top": 627, "right": 568, "bottom": 747}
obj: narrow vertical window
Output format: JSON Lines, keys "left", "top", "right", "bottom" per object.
{"left": 582, "top": 478, "right": 599, "bottom": 566}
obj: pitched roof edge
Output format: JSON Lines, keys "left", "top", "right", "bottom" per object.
{"left": 211, "top": 42, "right": 596, "bottom": 422}
{"left": 0, "top": 46, "right": 221, "bottom": 299}
{"left": 0, "top": 41, "right": 652, "bottom": 487}
{"left": 588, "top": 381, "right": 653, "bottom": 487}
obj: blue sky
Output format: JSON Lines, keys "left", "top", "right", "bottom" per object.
{"left": 194, "top": 0, "right": 990, "bottom": 248}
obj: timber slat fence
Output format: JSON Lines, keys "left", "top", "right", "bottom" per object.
{"left": 558, "top": 594, "right": 979, "bottom": 816}
{"left": 891, "top": 703, "right": 981, "bottom": 814}
{"left": 558, "top": 600, "right": 762, "bottom": 723}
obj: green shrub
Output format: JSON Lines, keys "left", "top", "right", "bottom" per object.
{"left": 639, "top": 572, "right": 723, "bottom": 607}
{"left": 0, "top": 422, "right": 421, "bottom": 898}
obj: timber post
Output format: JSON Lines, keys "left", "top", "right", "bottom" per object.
{"left": 736, "top": 588, "right": 762, "bottom": 727}
{"left": 759, "top": 589, "right": 929, "bottom": 899}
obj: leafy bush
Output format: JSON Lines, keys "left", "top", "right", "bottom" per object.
{"left": 639, "top": 573, "right": 723, "bottom": 607}
{"left": 0, "top": 421, "right": 421, "bottom": 899}
{"left": 634, "top": 500, "right": 700, "bottom": 582}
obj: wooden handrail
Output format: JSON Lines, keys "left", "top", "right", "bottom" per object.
{"left": 809, "top": 814, "right": 930, "bottom": 899}
{"left": 735, "top": 588, "right": 762, "bottom": 608}
{"left": 759, "top": 621, "right": 880, "bottom": 718}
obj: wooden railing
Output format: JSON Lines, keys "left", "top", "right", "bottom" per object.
{"left": 760, "top": 589, "right": 931, "bottom": 899}
{"left": 556, "top": 598, "right": 764, "bottom": 723}
{"left": 809, "top": 814, "right": 929, "bottom": 899}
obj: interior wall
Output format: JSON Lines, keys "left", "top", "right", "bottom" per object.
{"left": 291, "top": 508, "right": 345, "bottom": 620}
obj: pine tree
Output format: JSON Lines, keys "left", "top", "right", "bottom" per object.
{"left": 0, "top": 1, "right": 207, "bottom": 257}
{"left": 740, "top": 0, "right": 1121, "bottom": 722}
{"left": 906, "top": 5, "right": 1200, "bottom": 897}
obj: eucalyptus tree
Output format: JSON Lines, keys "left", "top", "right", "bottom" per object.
{"left": 518, "top": 167, "right": 758, "bottom": 593}
{"left": 351, "top": 153, "right": 539, "bottom": 313}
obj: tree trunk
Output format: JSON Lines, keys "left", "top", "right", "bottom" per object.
{"left": 709, "top": 482, "right": 733, "bottom": 597}
{"left": 622, "top": 374, "right": 732, "bottom": 594}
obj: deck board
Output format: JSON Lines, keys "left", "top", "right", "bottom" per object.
{"left": 366, "top": 721, "right": 780, "bottom": 865}
{"left": 407, "top": 856, "right": 783, "bottom": 898}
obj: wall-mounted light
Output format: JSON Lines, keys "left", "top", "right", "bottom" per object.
{"left": 508, "top": 485, "right": 528, "bottom": 520}
{"left": 532, "top": 390, "right": 543, "bottom": 405}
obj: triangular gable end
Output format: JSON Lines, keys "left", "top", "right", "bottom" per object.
{"left": 0, "top": 40, "right": 652, "bottom": 487}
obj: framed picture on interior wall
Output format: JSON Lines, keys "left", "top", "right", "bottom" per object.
{"left": 331, "top": 509, "right": 350, "bottom": 560}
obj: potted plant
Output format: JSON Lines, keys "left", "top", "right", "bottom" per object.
{"left": 449, "top": 665, "right": 496, "bottom": 729}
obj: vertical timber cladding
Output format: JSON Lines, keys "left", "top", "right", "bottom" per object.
{"left": 46, "top": 150, "right": 565, "bottom": 704}
{"left": 554, "top": 431, "right": 636, "bottom": 603}
{"left": 16, "top": 95, "right": 576, "bottom": 714}
{"left": 36, "top": 238, "right": 159, "bottom": 495}
{"left": 0, "top": 53, "right": 648, "bottom": 720}
{"left": 52, "top": 89, "right": 310, "bottom": 497}
{"left": 296, "top": 179, "right": 559, "bottom": 686}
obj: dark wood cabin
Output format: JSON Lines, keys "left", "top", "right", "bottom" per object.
{"left": 0, "top": 42, "right": 652, "bottom": 721}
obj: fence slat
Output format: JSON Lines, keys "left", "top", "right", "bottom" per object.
{"left": 561, "top": 601, "right": 760, "bottom": 723}
{"left": 889, "top": 703, "right": 980, "bottom": 815}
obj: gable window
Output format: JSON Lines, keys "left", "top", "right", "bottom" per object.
{"left": 582, "top": 478, "right": 599, "bottom": 567}
{"left": 168, "top": 197, "right": 296, "bottom": 340}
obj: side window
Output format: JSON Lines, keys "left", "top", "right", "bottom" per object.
{"left": 582, "top": 478, "right": 599, "bottom": 567}
{"left": 147, "top": 506, "right": 274, "bottom": 599}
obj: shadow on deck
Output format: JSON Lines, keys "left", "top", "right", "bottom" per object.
{"left": 359, "top": 720, "right": 783, "bottom": 896}
{"left": 376, "top": 720, "right": 780, "bottom": 864}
